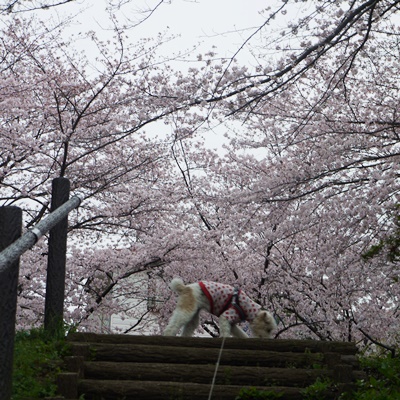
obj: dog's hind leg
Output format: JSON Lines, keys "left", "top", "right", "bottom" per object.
{"left": 164, "top": 284, "right": 198, "bottom": 336}
{"left": 181, "top": 309, "right": 200, "bottom": 337}
{"left": 163, "top": 309, "right": 188, "bottom": 336}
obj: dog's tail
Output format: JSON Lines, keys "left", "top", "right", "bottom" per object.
{"left": 170, "top": 277, "right": 187, "bottom": 294}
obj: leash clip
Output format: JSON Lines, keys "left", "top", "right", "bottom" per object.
{"left": 231, "top": 286, "right": 246, "bottom": 321}
{"left": 232, "top": 286, "right": 240, "bottom": 305}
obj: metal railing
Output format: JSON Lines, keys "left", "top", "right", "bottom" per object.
{"left": 0, "top": 178, "right": 82, "bottom": 400}
{"left": 0, "top": 195, "right": 82, "bottom": 273}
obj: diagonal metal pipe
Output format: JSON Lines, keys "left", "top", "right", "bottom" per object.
{"left": 0, "top": 194, "right": 82, "bottom": 274}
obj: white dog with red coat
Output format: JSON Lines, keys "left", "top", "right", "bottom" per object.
{"left": 164, "top": 278, "right": 276, "bottom": 338}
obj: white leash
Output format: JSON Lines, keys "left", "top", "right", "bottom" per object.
{"left": 208, "top": 336, "right": 226, "bottom": 400}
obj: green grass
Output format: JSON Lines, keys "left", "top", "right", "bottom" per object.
{"left": 12, "top": 328, "right": 70, "bottom": 400}
{"left": 340, "top": 352, "right": 400, "bottom": 400}
{"left": 236, "top": 352, "right": 400, "bottom": 400}
{"left": 300, "top": 352, "right": 400, "bottom": 400}
{"left": 235, "top": 387, "right": 283, "bottom": 399}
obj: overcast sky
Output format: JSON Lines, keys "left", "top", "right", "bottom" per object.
{"left": 34, "top": 0, "right": 288, "bottom": 149}
{"left": 49, "top": 0, "right": 270, "bottom": 63}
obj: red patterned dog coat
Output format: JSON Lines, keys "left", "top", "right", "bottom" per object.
{"left": 199, "top": 281, "right": 261, "bottom": 324}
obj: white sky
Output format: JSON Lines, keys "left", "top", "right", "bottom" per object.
{"left": 40, "top": 0, "right": 272, "bottom": 150}
{"left": 51, "top": 0, "right": 270, "bottom": 63}
{"left": 27, "top": 0, "right": 302, "bottom": 152}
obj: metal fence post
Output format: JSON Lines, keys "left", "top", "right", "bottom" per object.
{"left": 0, "top": 207, "right": 22, "bottom": 400}
{"left": 44, "top": 177, "right": 70, "bottom": 336}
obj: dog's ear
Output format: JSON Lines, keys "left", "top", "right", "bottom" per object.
{"left": 256, "top": 310, "right": 269, "bottom": 321}
{"left": 262, "top": 310, "right": 277, "bottom": 328}
{"left": 261, "top": 310, "right": 269, "bottom": 321}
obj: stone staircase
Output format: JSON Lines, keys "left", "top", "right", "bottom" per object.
{"left": 56, "top": 333, "right": 365, "bottom": 400}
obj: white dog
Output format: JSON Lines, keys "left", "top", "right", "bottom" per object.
{"left": 164, "top": 278, "right": 276, "bottom": 338}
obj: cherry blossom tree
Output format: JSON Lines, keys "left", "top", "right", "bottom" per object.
{"left": 1, "top": 1, "right": 399, "bottom": 349}
{"left": 0, "top": 14, "right": 214, "bottom": 330}
{"left": 154, "top": 4, "right": 399, "bottom": 345}
{"left": 153, "top": 1, "right": 400, "bottom": 347}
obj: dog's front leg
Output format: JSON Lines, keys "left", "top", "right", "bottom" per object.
{"left": 218, "top": 315, "right": 233, "bottom": 337}
{"left": 231, "top": 324, "right": 249, "bottom": 338}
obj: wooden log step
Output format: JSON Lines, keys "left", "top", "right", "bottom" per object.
{"left": 84, "top": 343, "right": 327, "bottom": 367}
{"left": 84, "top": 361, "right": 334, "bottom": 387}
{"left": 78, "top": 379, "right": 305, "bottom": 400}
{"left": 67, "top": 333, "right": 358, "bottom": 354}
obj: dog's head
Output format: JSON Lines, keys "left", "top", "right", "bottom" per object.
{"left": 251, "top": 310, "right": 277, "bottom": 338}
